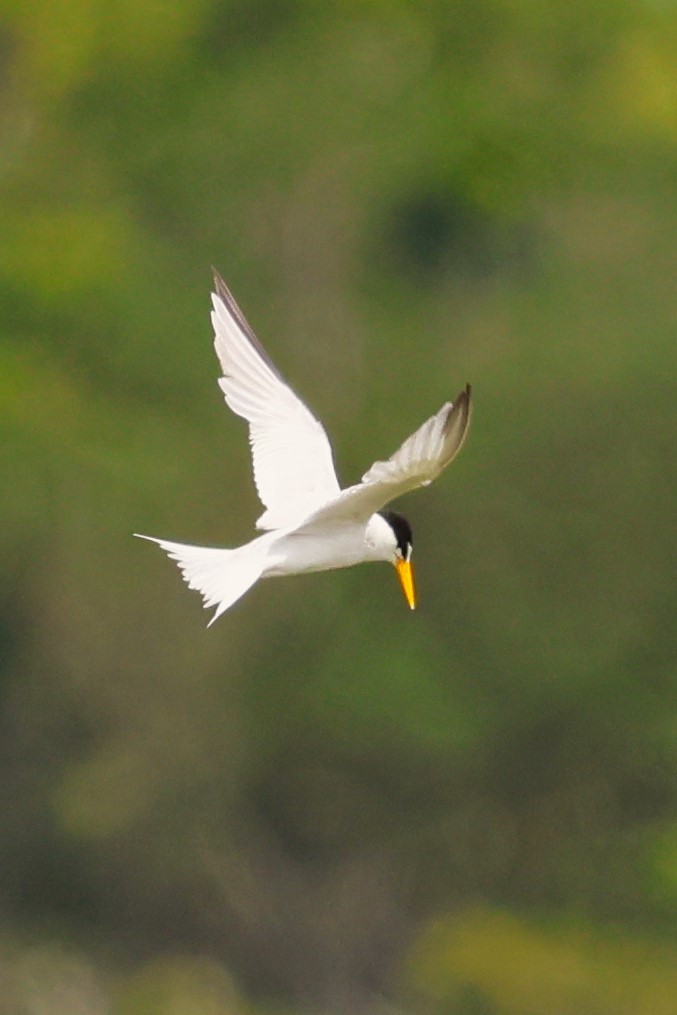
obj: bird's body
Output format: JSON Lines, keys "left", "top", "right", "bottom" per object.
{"left": 264, "top": 513, "right": 398, "bottom": 577}
{"left": 138, "top": 272, "right": 471, "bottom": 623}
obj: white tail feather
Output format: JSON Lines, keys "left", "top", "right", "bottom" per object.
{"left": 135, "top": 534, "right": 267, "bottom": 624}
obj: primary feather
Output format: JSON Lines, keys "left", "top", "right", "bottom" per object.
{"left": 211, "top": 272, "right": 340, "bottom": 530}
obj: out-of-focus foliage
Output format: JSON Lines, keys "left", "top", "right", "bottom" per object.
{"left": 0, "top": 1, "right": 675, "bottom": 1013}
{"left": 409, "top": 908, "right": 677, "bottom": 1014}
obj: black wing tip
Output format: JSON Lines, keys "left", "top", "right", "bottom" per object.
{"left": 455, "top": 383, "right": 472, "bottom": 418}
{"left": 208, "top": 267, "right": 286, "bottom": 380}
{"left": 440, "top": 383, "right": 473, "bottom": 448}
{"left": 211, "top": 267, "right": 231, "bottom": 304}
{"left": 209, "top": 266, "right": 256, "bottom": 338}
{"left": 445, "top": 383, "right": 471, "bottom": 418}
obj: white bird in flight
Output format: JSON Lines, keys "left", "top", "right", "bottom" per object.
{"left": 137, "top": 272, "right": 472, "bottom": 624}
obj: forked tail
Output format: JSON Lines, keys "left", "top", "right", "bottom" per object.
{"left": 136, "top": 534, "right": 267, "bottom": 624}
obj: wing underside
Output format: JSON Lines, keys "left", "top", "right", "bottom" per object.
{"left": 211, "top": 271, "right": 341, "bottom": 530}
{"left": 294, "top": 385, "right": 472, "bottom": 532}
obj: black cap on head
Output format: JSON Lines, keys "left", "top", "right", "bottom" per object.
{"left": 379, "top": 510, "right": 413, "bottom": 559}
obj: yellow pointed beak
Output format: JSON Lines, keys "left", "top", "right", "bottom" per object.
{"left": 395, "top": 558, "right": 416, "bottom": 610}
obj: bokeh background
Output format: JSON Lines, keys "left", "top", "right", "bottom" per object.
{"left": 1, "top": 1, "right": 675, "bottom": 1012}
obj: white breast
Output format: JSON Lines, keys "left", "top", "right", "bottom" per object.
{"left": 264, "top": 514, "right": 394, "bottom": 578}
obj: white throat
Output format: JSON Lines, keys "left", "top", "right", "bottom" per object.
{"left": 364, "top": 513, "right": 398, "bottom": 563}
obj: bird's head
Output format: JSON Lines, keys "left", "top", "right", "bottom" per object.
{"left": 379, "top": 509, "right": 416, "bottom": 610}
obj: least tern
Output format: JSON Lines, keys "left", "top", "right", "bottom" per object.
{"left": 137, "top": 272, "right": 472, "bottom": 624}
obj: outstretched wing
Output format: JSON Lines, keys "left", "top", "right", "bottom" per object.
{"left": 211, "top": 271, "right": 341, "bottom": 530}
{"left": 295, "top": 386, "right": 472, "bottom": 532}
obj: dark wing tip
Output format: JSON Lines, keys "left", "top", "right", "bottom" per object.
{"left": 210, "top": 267, "right": 285, "bottom": 380}
{"left": 445, "top": 383, "right": 472, "bottom": 426}
{"left": 439, "top": 382, "right": 472, "bottom": 463}
{"left": 457, "top": 383, "right": 472, "bottom": 419}
{"left": 211, "top": 268, "right": 256, "bottom": 340}
{"left": 211, "top": 266, "right": 227, "bottom": 299}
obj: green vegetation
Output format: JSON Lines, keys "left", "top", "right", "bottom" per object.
{"left": 0, "top": 1, "right": 675, "bottom": 1012}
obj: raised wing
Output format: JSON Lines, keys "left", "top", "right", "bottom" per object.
{"left": 211, "top": 271, "right": 341, "bottom": 530}
{"left": 295, "top": 386, "right": 471, "bottom": 531}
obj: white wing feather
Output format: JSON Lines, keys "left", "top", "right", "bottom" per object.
{"left": 295, "top": 386, "right": 472, "bottom": 532}
{"left": 211, "top": 273, "right": 341, "bottom": 530}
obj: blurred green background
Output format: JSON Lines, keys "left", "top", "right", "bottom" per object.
{"left": 1, "top": 1, "right": 675, "bottom": 1012}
